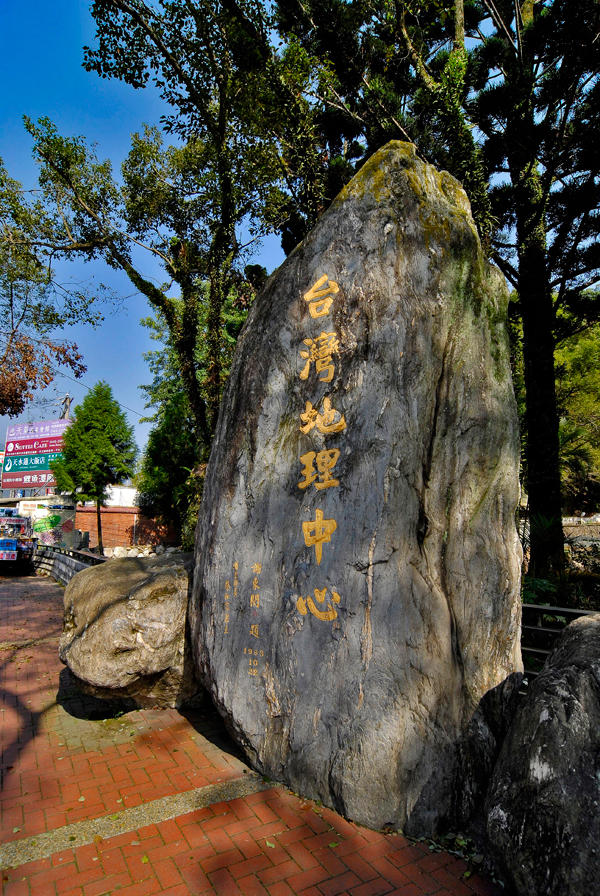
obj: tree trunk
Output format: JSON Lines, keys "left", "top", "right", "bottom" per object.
{"left": 96, "top": 500, "right": 104, "bottom": 556}
{"left": 510, "top": 149, "right": 564, "bottom": 575}
{"left": 507, "top": 13, "right": 564, "bottom": 577}
{"left": 206, "top": 152, "right": 236, "bottom": 433}
{"left": 518, "top": 233, "right": 564, "bottom": 574}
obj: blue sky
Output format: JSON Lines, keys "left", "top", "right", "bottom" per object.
{"left": 0, "top": 0, "right": 284, "bottom": 455}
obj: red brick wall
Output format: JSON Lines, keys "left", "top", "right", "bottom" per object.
{"left": 75, "top": 506, "right": 179, "bottom": 548}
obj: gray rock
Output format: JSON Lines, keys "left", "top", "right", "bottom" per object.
{"left": 155, "top": 545, "right": 166, "bottom": 555}
{"left": 127, "top": 548, "right": 140, "bottom": 557}
{"left": 113, "top": 546, "right": 128, "bottom": 558}
{"left": 486, "top": 614, "right": 600, "bottom": 896}
{"left": 191, "top": 141, "right": 522, "bottom": 834}
{"left": 60, "top": 554, "right": 201, "bottom": 709}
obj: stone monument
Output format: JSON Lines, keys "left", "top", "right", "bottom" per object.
{"left": 191, "top": 141, "right": 522, "bottom": 834}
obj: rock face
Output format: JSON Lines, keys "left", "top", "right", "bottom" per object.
{"left": 191, "top": 141, "right": 522, "bottom": 834}
{"left": 60, "top": 555, "right": 201, "bottom": 709}
{"left": 487, "top": 614, "right": 600, "bottom": 895}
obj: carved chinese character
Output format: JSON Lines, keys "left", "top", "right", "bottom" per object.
{"left": 252, "top": 563, "right": 262, "bottom": 574}
{"left": 297, "top": 587, "right": 341, "bottom": 621}
{"left": 300, "top": 396, "right": 346, "bottom": 435}
{"left": 250, "top": 593, "right": 260, "bottom": 608}
{"left": 299, "top": 331, "right": 340, "bottom": 383}
{"left": 298, "top": 449, "right": 340, "bottom": 491}
{"left": 225, "top": 580, "right": 231, "bottom": 591}
{"left": 303, "top": 274, "right": 339, "bottom": 318}
{"left": 250, "top": 624, "right": 259, "bottom": 638}
{"left": 302, "top": 509, "right": 337, "bottom": 564}
{"left": 252, "top": 576, "right": 260, "bottom": 590}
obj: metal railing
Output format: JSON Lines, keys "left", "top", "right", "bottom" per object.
{"left": 521, "top": 602, "right": 597, "bottom": 680}
{"left": 33, "top": 544, "right": 107, "bottom": 585}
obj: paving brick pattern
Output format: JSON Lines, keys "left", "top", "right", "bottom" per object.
{"left": 1, "top": 573, "right": 501, "bottom": 896}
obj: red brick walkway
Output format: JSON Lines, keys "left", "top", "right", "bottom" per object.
{"left": 1, "top": 573, "right": 501, "bottom": 896}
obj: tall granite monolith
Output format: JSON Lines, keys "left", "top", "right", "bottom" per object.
{"left": 190, "top": 141, "right": 523, "bottom": 835}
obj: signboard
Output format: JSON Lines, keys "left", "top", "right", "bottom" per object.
{"left": 0, "top": 518, "right": 29, "bottom": 535}
{"left": 0, "top": 552, "right": 17, "bottom": 561}
{"left": 5, "top": 436, "right": 64, "bottom": 457}
{"left": 5, "top": 419, "right": 70, "bottom": 439}
{"left": 2, "top": 453, "right": 62, "bottom": 472}
{"left": 2, "top": 419, "right": 70, "bottom": 490}
{"left": 0, "top": 539, "right": 17, "bottom": 551}
{"left": 1, "top": 470, "right": 57, "bottom": 488}
{"left": 33, "top": 511, "right": 76, "bottom": 547}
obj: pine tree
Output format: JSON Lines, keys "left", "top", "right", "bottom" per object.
{"left": 51, "top": 382, "right": 137, "bottom": 553}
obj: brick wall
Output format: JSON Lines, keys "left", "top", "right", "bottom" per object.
{"left": 75, "top": 506, "right": 179, "bottom": 548}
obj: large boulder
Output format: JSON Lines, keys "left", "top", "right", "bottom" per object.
{"left": 191, "top": 141, "right": 522, "bottom": 834}
{"left": 486, "top": 614, "right": 600, "bottom": 895}
{"left": 60, "top": 555, "right": 201, "bottom": 709}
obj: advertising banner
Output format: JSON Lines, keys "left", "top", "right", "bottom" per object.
{"left": 33, "top": 511, "right": 76, "bottom": 547}
{"left": 5, "top": 419, "right": 70, "bottom": 440}
{"left": 5, "top": 436, "right": 64, "bottom": 457}
{"left": 2, "top": 419, "right": 70, "bottom": 491}
{"left": 2, "top": 453, "right": 62, "bottom": 473}
{"left": 1, "top": 470, "right": 57, "bottom": 488}
{"left": 0, "top": 517, "right": 30, "bottom": 535}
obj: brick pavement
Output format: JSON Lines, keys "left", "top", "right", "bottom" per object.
{"left": 0, "top": 573, "right": 502, "bottom": 896}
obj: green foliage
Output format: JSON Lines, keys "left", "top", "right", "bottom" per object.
{"left": 135, "top": 274, "right": 255, "bottom": 540}
{"left": 135, "top": 391, "right": 198, "bottom": 529}
{"left": 135, "top": 313, "right": 201, "bottom": 536}
{"left": 51, "top": 381, "right": 137, "bottom": 506}
{"left": 556, "top": 320, "right": 600, "bottom": 482}
{"left": 522, "top": 575, "right": 557, "bottom": 604}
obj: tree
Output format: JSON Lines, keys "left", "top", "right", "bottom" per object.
{"left": 134, "top": 271, "right": 258, "bottom": 544}
{"left": 275, "top": 0, "right": 600, "bottom": 575}
{"left": 0, "top": 160, "right": 105, "bottom": 416}
{"left": 555, "top": 318, "right": 600, "bottom": 513}
{"left": 51, "top": 382, "right": 137, "bottom": 554}
{"left": 76, "top": 0, "right": 324, "bottom": 435}
{"left": 23, "top": 109, "right": 282, "bottom": 447}
{"left": 134, "top": 313, "right": 203, "bottom": 545}
{"left": 5, "top": 0, "right": 328, "bottom": 449}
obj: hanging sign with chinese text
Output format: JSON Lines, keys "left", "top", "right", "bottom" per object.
{"left": 2, "top": 419, "right": 69, "bottom": 490}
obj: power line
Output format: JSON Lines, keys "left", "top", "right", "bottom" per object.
{"left": 0, "top": 335, "right": 146, "bottom": 419}
{"left": 49, "top": 368, "right": 146, "bottom": 418}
